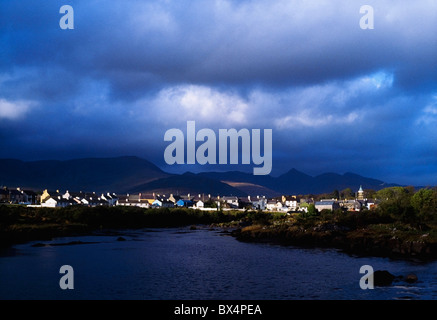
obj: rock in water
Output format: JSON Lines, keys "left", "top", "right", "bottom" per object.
{"left": 373, "top": 270, "right": 395, "bottom": 286}
{"left": 116, "top": 236, "right": 126, "bottom": 241}
{"left": 404, "top": 274, "right": 418, "bottom": 283}
{"left": 31, "top": 243, "right": 46, "bottom": 247}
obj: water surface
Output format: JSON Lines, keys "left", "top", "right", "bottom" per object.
{"left": 0, "top": 227, "right": 436, "bottom": 300}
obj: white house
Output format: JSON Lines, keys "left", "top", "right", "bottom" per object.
{"left": 151, "top": 199, "right": 174, "bottom": 208}
{"left": 222, "top": 196, "right": 239, "bottom": 208}
{"left": 41, "top": 197, "right": 57, "bottom": 208}
{"left": 282, "top": 196, "right": 298, "bottom": 211}
{"left": 152, "top": 199, "right": 162, "bottom": 207}
{"left": 162, "top": 200, "right": 175, "bottom": 208}
{"left": 341, "top": 200, "right": 362, "bottom": 211}
{"left": 41, "top": 196, "right": 74, "bottom": 208}
{"left": 315, "top": 200, "right": 340, "bottom": 212}
{"left": 266, "top": 200, "right": 285, "bottom": 211}
{"left": 101, "top": 193, "right": 118, "bottom": 206}
{"left": 195, "top": 200, "right": 204, "bottom": 208}
{"left": 251, "top": 196, "right": 267, "bottom": 210}
{"left": 116, "top": 195, "right": 149, "bottom": 208}
{"left": 366, "top": 199, "right": 380, "bottom": 210}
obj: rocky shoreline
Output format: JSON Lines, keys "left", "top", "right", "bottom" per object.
{"left": 231, "top": 223, "right": 437, "bottom": 261}
{"left": 1, "top": 205, "right": 437, "bottom": 262}
{"left": 0, "top": 223, "right": 92, "bottom": 248}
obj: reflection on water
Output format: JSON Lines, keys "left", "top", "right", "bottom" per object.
{"left": 0, "top": 227, "right": 436, "bottom": 300}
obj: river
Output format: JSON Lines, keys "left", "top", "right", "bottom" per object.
{"left": 0, "top": 227, "right": 436, "bottom": 300}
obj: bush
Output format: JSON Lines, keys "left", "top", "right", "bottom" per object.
{"left": 246, "top": 210, "right": 272, "bottom": 225}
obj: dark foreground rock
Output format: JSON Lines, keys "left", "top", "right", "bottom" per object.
{"left": 233, "top": 224, "right": 437, "bottom": 260}
{"left": 373, "top": 270, "right": 396, "bottom": 286}
{"left": 31, "top": 240, "right": 99, "bottom": 247}
{"left": 370, "top": 271, "right": 418, "bottom": 286}
{"left": 404, "top": 274, "right": 418, "bottom": 283}
{"left": 0, "top": 223, "right": 92, "bottom": 248}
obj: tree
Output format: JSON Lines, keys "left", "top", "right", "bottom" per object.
{"left": 341, "top": 188, "right": 354, "bottom": 200}
{"left": 411, "top": 188, "right": 436, "bottom": 222}
{"left": 308, "top": 204, "right": 317, "bottom": 216}
{"left": 364, "top": 189, "right": 376, "bottom": 199}
{"left": 375, "top": 187, "right": 412, "bottom": 201}
{"left": 376, "top": 187, "right": 415, "bottom": 223}
{"left": 332, "top": 189, "right": 340, "bottom": 200}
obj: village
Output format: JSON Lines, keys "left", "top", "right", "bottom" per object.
{"left": 0, "top": 185, "right": 379, "bottom": 213}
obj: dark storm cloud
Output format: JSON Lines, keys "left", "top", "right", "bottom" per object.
{"left": 2, "top": 0, "right": 436, "bottom": 94}
{"left": 1, "top": 0, "right": 437, "bottom": 185}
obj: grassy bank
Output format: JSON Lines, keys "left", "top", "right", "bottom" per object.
{"left": 0, "top": 205, "right": 246, "bottom": 247}
{"left": 233, "top": 210, "right": 437, "bottom": 260}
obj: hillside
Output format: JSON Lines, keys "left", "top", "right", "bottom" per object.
{"left": 0, "top": 156, "right": 399, "bottom": 195}
{"left": 199, "top": 169, "right": 398, "bottom": 195}
{"left": 128, "top": 172, "right": 247, "bottom": 197}
{"left": 0, "top": 156, "right": 168, "bottom": 193}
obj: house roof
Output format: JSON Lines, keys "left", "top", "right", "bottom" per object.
{"left": 153, "top": 199, "right": 173, "bottom": 204}
{"left": 179, "top": 195, "right": 194, "bottom": 201}
{"left": 22, "top": 190, "right": 37, "bottom": 196}
{"left": 117, "top": 195, "right": 128, "bottom": 202}
{"left": 48, "top": 196, "right": 75, "bottom": 204}
{"left": 315, "top": 201, "right": 335, "bottom": 205}
{"left": 177, "top": 199, "right": 193, "bottom": 204}
{"left": 67, "top": 192, "right": 86, "bottom": 199}
{"left": 139, "top": 193, "right": 156, "bottom": 199}
{"left": 125, "top": 199, "right": 150, "bottom": 204}
{"left": 367, "top": 199, "right": 381, "bottom": 204}
{"left": 251, "top": 198, "right": 266, "bottom": 203}
{"left": 57, "top": 197, "right": 76, "bottom": 204}
{"left": 284, "top": 197, "right": 298, "bottom": 202}
{"left": 102, "top": 193, "right": 114, "bottom": 200}
{"left": 47, "top": 190, "right": 62, "bottom": 196}
{"left": 222, "top": 196, "right": 239, "bottom": 201}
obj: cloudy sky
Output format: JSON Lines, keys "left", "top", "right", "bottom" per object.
{"left": 1, "top": 0, "right": 436, "bottom": 185}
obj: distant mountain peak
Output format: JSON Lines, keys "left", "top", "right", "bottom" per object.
{"left": 0, "top": 156, "right": 401, "bottom": 196}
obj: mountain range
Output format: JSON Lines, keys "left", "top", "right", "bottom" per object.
{"left": 0, "top": 156, "right": 399, "bottom": 196}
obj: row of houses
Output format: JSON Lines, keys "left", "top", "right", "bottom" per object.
{"left": 2, "top": 185, "right": 378, "bottom": 212}
{"left": 313, "top": 199, "right": 379, "bottom": 212}
{"left": 0, "top": 187, "right": 38, "bottom": 205}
